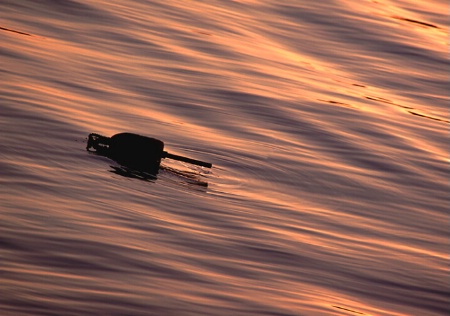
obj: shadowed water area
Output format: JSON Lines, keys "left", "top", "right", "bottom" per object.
{"left": 1, "top": 0, "right": 448, "bottom": 315}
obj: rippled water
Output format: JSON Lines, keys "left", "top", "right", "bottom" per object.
{"left": 1, "top": 1, "right": 448, "bottom": 315}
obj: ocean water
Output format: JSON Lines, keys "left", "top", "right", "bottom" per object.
{"left": 1, "top": 1, "right": 448, "bottom": 315}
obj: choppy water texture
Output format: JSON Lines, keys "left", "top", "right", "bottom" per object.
{"left": 1, "top": 1, "right": 449, "bottom": 315}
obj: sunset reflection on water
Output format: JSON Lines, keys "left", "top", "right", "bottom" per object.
{"left": 1, "top": 0, "right": 448, "bottom": 315}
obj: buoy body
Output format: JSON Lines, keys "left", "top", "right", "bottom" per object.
{"left": 109, "top": 133, "right": 164, "bottom": 171}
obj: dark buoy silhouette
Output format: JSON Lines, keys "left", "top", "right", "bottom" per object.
{"left": 87, "top": 133, "right": 212, "bottom": 173}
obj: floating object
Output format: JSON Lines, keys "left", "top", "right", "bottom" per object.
{"left": 87, "top": 133, "right": 212, "bottom": 172}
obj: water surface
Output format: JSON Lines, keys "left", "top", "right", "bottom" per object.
{"left": 1, "top": 1, "right": 448, "bottom": 315}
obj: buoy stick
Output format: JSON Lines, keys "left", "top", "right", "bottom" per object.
{"left": 163, "top": 152, "right": 212, "bottom": 168}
